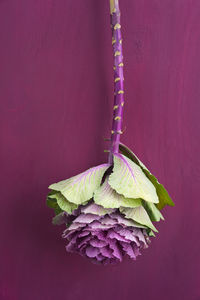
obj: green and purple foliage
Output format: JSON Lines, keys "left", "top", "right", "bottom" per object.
{"left": 47, "top": 0, "right": 174, "bottom": 265}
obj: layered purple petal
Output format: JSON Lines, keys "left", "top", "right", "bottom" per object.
{"left": 62, "top": 202, "right": 150, "bottom": 264}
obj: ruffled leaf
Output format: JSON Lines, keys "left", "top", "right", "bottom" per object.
{"left": 48, "top": 192, "right": 77, "bottom": 213}
{"left": 109, "top": 154, "right": 159, "bottom": 203}
{"left": 119, "top": 143, "right": 174, "bottom": 210}
{"left": 49, "top": 164, "right": 110, "bottom": 205}
{"left": 143, "top": 201, "right": 164, "bottom": 222}
{"left": 81, "top": 203, "right": 115, "bottom": 216}
{"left": 120, "top": 206, "right": 158, "bottom": 232}
{"left": 94, "top": 177, "right": 142, "bottom": 208}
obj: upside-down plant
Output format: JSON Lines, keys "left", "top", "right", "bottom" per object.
{"left": 47, "top": 0, "right": 174, "bottom": 265}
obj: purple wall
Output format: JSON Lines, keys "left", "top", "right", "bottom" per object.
{"left": 1, "top": 1, "right": 200, "bottom": 299}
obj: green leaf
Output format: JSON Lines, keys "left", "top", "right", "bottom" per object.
{"left": 120, "top": 206, "right": 158, "bottom": 232}
{"left": 147, "top": 229, "right": 156, "bottom": 237}
{"left": 46, "top": 193, "right": 63, "bottom": 215}
{"left": 109, "top": 154, "right": 159, "bottom": 203}
{"left": 119, "top": 143, "right": 144, "bottom": 166}
{"left": 145, "top": 173, "right": 174, "bottom": 210}
{"left": 49, "top": 164, "right": 110, "bottom": 205}
{"left": 143, "top": 201, "right": 164, "bottom": 222}
{"left": 94, "top": 177, "right": 142, "bottom": 209}
{"left": 48, "top": 192, "right": 77, "bottom": 213}
{"left": 119, "top": 143, "right": 174, "bottom": 210}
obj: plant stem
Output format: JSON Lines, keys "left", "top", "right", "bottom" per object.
{"left": 108, "top": 0, "right": 125, "bottom": 164}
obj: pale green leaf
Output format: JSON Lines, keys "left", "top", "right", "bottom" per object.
{"left": 49, "top": 164, "right": 110, "bottom": 205}
{"left": 120, "top": 206, "right": 158, "bottom": 232}
{"left": 119, "top": 143, "right": 174, "bottom": 209}
{"left": 48, "top": 192, "right": 77, "bottom": 213}
{"left": 94, "top": 177, "right": 142, "bottom": 208}
{"left": 109, "top": 154, "right": 159, "bottom": 203}
{"left": 143, "top": 201, "right": 164, "bottom": 222}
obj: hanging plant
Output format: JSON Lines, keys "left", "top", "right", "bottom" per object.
{"left": 47, "top": 0, "right": 174, "bottom": 265}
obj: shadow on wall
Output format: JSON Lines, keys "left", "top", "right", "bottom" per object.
{"left": 89, "top": 0, "right": 111, "bottom": 160}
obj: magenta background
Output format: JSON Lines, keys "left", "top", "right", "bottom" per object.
{"left": 1, "top": 0, "right": 200, "bottom": 299}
